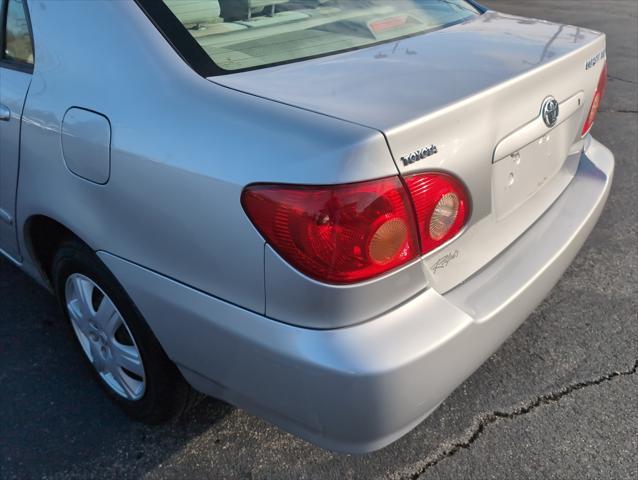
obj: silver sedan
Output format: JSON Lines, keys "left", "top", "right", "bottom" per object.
{"left": 0, "top": 0, "right": 613, "bottom": 453}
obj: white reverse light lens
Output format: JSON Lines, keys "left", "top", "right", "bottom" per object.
{"left": 429, "top": 193, "right": 460, "bottom": 241}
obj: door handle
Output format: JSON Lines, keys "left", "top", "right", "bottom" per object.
{"left": 0, "top": 104, "right": 11, "bottom": 121}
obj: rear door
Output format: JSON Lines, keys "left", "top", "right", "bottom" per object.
{"left": 0, "top": 0, "right": 34, "bottom": 259}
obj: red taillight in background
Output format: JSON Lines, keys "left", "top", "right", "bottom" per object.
{"left": 404, "top": 173, "right": 470, "bottom": 254}
{"left": 582, "top": 61, "right": 608, "bottom": 136}
{"left": 369, "top": 15, "right": 408, "bottom": 33}
{"left": 242, "top": 173, "right": 470, "bottom": 284}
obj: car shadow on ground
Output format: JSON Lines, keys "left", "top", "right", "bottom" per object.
{"left": 0, "top": 257, "right": 235, "bottom": 477}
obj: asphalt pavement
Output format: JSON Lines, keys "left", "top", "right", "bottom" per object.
{"left": 1, "top": 1, "right": 637, "bottom": 479}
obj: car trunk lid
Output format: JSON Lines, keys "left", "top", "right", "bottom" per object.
{"left": 213, "top": 11, "right": 607, "bottom": 293}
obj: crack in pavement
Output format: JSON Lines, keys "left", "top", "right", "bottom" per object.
{"left": 393, "top": 360, "right": 638, "bottom": 480}
{"left": 599, "top": 109, "right": 638, "bottom": 113}
{"left": 608, "top": 74, "right": 638, "bottom": 85}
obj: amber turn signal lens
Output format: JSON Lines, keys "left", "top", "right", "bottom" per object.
{"left": 368, "top": 217, "right": 409, "bottom": 265}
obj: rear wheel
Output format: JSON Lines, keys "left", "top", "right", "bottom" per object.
{"left": 52, "top": 239, "right": 197, "bottom": 423}
{"left": 65, "top": 272, "right": 147, "bottom": 401}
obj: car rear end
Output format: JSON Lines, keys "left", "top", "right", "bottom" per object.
{"left": 126, "top": 0, "right": 614, "bottom": 452}
{"left": 211, "top": 8, "right": 611, "bottom": 306}
{"left": 382, "top": 28, "right": 610, "bottom": 297}
{"left": 109, "top": 132, "right": 613, "bottom": 452}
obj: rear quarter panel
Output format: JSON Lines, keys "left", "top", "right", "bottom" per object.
{"left": 17, "top": 0, "right": 396, "bottom": 314}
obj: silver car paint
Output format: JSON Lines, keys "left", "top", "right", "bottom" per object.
{"left": 12, "top": 0, "right": 397, "bottom": 316}
{"left": 0, "top": 1, "right": 614, "bottom": 452}
{"left": 98, "top": 137, "right": 613, "bottom": 452}
{"left": 215, "top": 11, "right": 607, "bottom": 307}
{"left": 61, "top": 108, "right": 112, "bottom": 185}
{"left": 0, "top": 67, "right": 31, "bottom": 260}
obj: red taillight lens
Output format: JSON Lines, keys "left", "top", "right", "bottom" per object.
{"left": 582, "top": 62, "right": 608, "bottom": 136}
{"left": 241, "top": 177, "right": 419, "bottom": 284}
{"left": 404, "top": 173, "right": 470, "bottom": 254}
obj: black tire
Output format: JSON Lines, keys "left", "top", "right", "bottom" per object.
{"left": 51, "top": 238, "right": 198, "bottom": 423}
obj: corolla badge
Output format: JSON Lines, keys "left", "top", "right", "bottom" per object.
{"left": 541, "top": 96, "right": 560, "bottom": 128}
{"left": 401, "top": 144, "right": 438, "bottom": 166}
{"left": 585, "top": 49, "right": 606, "bottom": 70}
{"left": 431, "top": 250, "right": 459, "bottom": 274}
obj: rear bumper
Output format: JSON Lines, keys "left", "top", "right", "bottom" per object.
{"left": 99, "top": 136, "right": 614, "bottom": 453}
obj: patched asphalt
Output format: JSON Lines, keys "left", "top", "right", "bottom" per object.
{"left": 1, "top": 1, "right": 636, "bottom": 479}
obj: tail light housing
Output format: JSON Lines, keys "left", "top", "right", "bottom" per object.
{"left": 404, "top": 173, "right": 470, "bottom": 254}
{"left": 241, "top": 177, "right": 419, "bottom": 284}
{"left": 242, "top": 173, "right": 470, "bottom": 284}
{"left": 581, "top": 61, "right": 608, "bottom": 136}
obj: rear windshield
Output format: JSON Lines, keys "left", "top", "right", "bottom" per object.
{"left": 155, "top": 1, "right": 481, "bottom": 72}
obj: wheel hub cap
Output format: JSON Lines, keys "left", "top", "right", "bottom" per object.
{"left": 65, "top": 274, "right": 146, "bottom": 400}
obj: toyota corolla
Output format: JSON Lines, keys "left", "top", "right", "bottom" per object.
{"left": 0, "top": 0, "right": 613, "bottom": 452}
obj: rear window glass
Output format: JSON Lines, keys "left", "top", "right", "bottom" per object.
{"left": 159, "top": 0, "right": 480, "bottom": 72}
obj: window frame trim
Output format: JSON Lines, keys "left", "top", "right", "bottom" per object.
{"left": 135, "top": 0, "right": 220, "bottom": 77}
{"left": 0, "top": 0, "right": 36, "bottom": 74}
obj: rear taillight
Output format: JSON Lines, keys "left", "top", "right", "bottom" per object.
{"left": 242, "top": 173, "right": 470, "bottom": 284}
{"left": 241, "top": 177, "right": 419, "bottom": 284}
{"left": 404, "top": 173, "right": 470, "bottom": 254}
{"left": 582, "top": 61, "right": 608, "bottom": 136}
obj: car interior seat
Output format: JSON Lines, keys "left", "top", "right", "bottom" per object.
{"left": 164, "top": 0, "right": 247, "bottom": 36}
{"left": 220, "top": 0, "right": 292, "bottom": 21}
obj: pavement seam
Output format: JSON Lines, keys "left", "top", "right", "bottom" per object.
{"left": 599, "top": 109, "right": 638, "bottom": 113}
{"left": 608, "top": 74, "right": 638, "bottom": 85}
{"left": 394, "top": 359, "right": 638, "bottom": 480}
